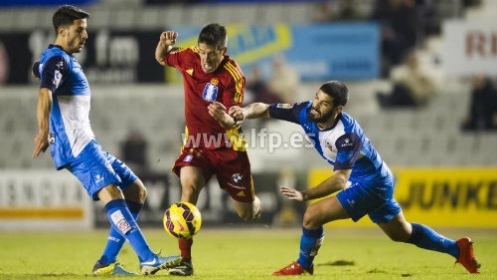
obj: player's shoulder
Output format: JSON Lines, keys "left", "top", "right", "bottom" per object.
{"left": 340, "top": 111, "right": 357, "bottom": 125}
{"left": 221, "top": 57, "right": 244, "bottom": 82}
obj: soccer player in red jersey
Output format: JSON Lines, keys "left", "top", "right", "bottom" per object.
{"left": 155, "top": 23, "right": 262, "bottom": 276}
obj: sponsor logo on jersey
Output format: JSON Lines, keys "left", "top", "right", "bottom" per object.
{"left": 202, "top": 83, "right": 218, "bottom": 102}
{"left": 340, "top": 137, "right": 353, "bottom": 148}
{"left": 276, "top": 103, "right": 293, "bottom": 109}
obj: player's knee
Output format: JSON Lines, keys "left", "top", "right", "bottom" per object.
{"left": 302, "top": 211, "right": 320, "bottom": 228}
{"left": 123, "top": 181, "right": 147, "bottom": 203}
{"left": 136, "top": 184, "right": 147, "bottom": 202}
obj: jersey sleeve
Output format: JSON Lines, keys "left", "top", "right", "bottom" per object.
{"left": 334, "top": 132, "right": 362, "bottom": 170}
{"left": 164, "top": 47, "right": 188, "bottom": 69}
{"left": 222, "top": 60, "right": 246, "bottom": 107}
{"left": 40, "top": 56, "right": 68, "bottom": 93}
{"left": 32, "top": 61, "right": 41, "bottom": 79}
{"left": 268, "top": 102, "right": 306, "bottom": 124}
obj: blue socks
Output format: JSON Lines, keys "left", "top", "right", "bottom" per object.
{"left": 98, "top": 200, "right": 143, "bottom": 265}
{"left": 102, "top": 199, "right": 154, "bottom": 263}
{"left": 406, "top": 223, "right": 459, "bottom": 258}
{"left": 297, "top": 226, "right": 324, "bottom": 270}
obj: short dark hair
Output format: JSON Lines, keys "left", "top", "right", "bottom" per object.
{"left": 320, "top": 81, "right": 349, "bottom": 106}
{"left": 52, "top": 5, "right": 90, "bottom": 34}
{"left": 198, "top": 23, "right": 227, "bottom": 49}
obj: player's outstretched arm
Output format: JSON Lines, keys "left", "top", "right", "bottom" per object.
{"left": 280, "top": 169, "right": 351, "bottom": 202}
{"left": 155, "top": 31, "right": 178, "bottom": 66}
{"left": 229, "top": 102, "right": 271, "bottom": 121}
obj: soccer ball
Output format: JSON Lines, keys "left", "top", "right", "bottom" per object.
{"left": 163, "top": 202, "right": 202, "bottom": 239}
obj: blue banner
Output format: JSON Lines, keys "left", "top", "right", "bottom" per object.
{"left": 0, "top": 0, "right": 98, "bottom": 6}
{"left": 169, "top": 23, "right": 379, "bottom": 82}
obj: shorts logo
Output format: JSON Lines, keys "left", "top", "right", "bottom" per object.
{"left": 110, "top": 210, "right": 132, "bottom": 235}
{"left": 232, "top": 173, "right": 243, "bottom": 184}
{"left": 227, "top": 182, "right": 245, "bottom": 190}
{"left": 48, "top": 133, "right": 55, "bottom": 145}
{"left": 347, "top": 199, "right": 356, "bottom": 208}
{"left": 202, "top": 83, "right": 218, "bottom": 102}
{"left": 95, "top": 174, "right": 104, "bottom": 183}
{"left": 236, "top": 190, "right": 245, "bottom": 197}
{"left": 184, "top": 155, "right": 193, "bottom": 162}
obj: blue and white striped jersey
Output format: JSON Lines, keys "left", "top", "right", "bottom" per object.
{"left": 36, "top": 45, "right": 94, "bottom": 169}
{"left": 269, "top": 101, "right": 391, "bottom": 184}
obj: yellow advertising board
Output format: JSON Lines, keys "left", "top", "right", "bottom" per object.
{"left": 308, "top": 167, "right": 497, "bottom": 227}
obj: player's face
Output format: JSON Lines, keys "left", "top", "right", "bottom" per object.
{"left": 198, "top": 43, "right": 226, "bottom": 74}
{"left": 309, "top": 90, "right": 336, "bottom": 123}
{"left": 60, "top": 19, "right": 88, "bottom": 54}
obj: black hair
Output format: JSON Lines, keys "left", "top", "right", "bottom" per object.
{"left": 52, "top": 5, "right": 90, "bottom": 35}
{"left": 319, "top": 81, "right": 349, "bottom": 106}
{"left": 198, "top": 23, "right": 227, "bottom": 49}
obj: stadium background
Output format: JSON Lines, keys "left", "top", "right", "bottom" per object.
{"left": 0, "top": 0, "right": 496, "bottom": 232}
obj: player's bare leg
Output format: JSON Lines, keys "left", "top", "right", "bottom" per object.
{"left": 377, "top": 212, "right": 480, "bottom": 273}
{"left": 232, "top": 196, "right": 261, "bottom": 221}
{"left": 170, "top": 166, "right": 206, "bottom": 276}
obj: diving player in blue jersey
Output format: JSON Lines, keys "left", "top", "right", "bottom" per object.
{"left": 31, "top": 5, "right": 180, "bottom": 276}
{"left": 227, "top": 81, "right": 480, "bottom": 275}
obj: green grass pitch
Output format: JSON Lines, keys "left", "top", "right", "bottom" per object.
{"left": 0, "top": 227, "right": 495, "bottom": 279}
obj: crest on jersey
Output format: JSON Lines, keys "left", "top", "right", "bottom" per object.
{"left": 326, "top": 141, "right": 333, "bottom": 152}
{"left": 210, "top": 78, "right": 219, "bottom": 86}
{"left": 186, "top": 68, "right": 193, "bottom": 76}
{"left": 202, "top": 83, "right": 218, "bottom": 102}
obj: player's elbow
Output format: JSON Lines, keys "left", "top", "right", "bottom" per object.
{"left": 155, "top": 56, "right": 166, "bottom": 66}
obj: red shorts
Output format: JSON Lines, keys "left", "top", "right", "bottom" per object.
{"left": 172, "top": 147, "right": 255, "bottom": 202}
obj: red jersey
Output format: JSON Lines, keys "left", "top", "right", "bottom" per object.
{"left": 165, "top": 47, "right": 247, "bottom": 151}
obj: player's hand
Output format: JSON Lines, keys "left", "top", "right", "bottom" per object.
{"left": 32, "top": 132, "right": 49, "bottom": 158}
{"left": 279, "top": 186, "right": 304, "bottom": 201}
{"left": 159, "top": 31, "right": 178, "bottom": 46}
{"left": 208, "top": 102, "right": 237, "bottom": 129}
{"left": 228, "top": 106, "right": 245, "bottom": 122}
{"left": 207, "top": 102, "right": 227, "bottom": 121}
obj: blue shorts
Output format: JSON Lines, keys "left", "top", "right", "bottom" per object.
{"left": 66, "top": 140, "right": 138, "bottom": 200}
{"left": 336, "top": 178, "right": 401, "bottom": 224}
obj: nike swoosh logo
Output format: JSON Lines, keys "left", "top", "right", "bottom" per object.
{"left": 141, "top": 259, "right": 158, "bottom": 266}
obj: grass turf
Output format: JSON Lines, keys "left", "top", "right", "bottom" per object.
{"left": 0, "top": 227, "right": 495, "bottom": 279}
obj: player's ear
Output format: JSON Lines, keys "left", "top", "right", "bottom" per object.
{"left": 57, "top": 26, "right": 65, "bottom": 37}
{"left": 219, "top": 46, "right": 227, "bottom": 55}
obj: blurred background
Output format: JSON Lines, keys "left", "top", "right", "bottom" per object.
{"left": 0, "top": 0, "right": 496, "bottom": 231}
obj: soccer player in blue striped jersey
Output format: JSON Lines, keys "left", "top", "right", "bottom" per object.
{"left": 31, "top": 5, "right": 180, "bottom": 276}
{"left": 228, "top": 81, "right": 480, "bottom": 275}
